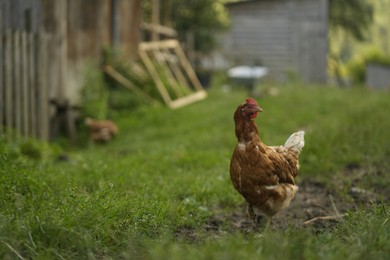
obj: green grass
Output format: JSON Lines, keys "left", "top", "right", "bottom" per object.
{"left": 1, "top": 84, "right": 390, "bottom": 259}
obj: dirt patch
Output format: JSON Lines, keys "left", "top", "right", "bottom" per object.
{"left": 267, "top": 179, "right": 350, "bottom": 231}
{"left": 174, "top": 225, "right": 199, "bottom": 242}
{"left": 201, "top": 179, "right": 348, "bottom": 234}
{"left": 174, "top": 177, "right": 383, "bottom": 241}
{"left": 206, "top": 178, "right": 381, "bottom": 235}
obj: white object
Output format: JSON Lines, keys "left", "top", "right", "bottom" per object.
{"left": 227, "top": 66, "right": 269, "bottom": 79}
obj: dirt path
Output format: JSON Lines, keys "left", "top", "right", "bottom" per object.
{"left": 204, "top": 178, "right": 382, "bottom": 235}
{"left": 175, "top": 174, "right": 384, "bottom": 241}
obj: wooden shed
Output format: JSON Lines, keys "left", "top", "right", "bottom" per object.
{"left": 43, "top": 0, "right": 141, "bottom": 106}
{"left": 221, "top": 0, "right": 328, "bottom": 83}
{"left": 0, "top": 0, "right": 141, "bottom": 140}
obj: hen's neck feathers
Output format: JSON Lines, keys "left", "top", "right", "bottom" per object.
{"left": 234, "top": 110, "right": 261, "bottom": 144}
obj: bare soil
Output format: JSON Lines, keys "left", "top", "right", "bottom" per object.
{"left": 211, "top": 177, "right": 382, "bottom": 235}
{"left": 224, "top": 179, "right": 353, "bottom": 233}
{"left": 175, "top": 164, "right": 387, "bottom": 240}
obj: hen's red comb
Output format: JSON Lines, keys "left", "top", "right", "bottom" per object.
{"left": 245, "top": 97, "right": 257, "bottom": 105}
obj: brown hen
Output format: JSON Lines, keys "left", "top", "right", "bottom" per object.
{"left": 230, "top": 97, "right": 305, "bottom": 229}
{"left": 85, "top": 118, "right": 118, "bottom": 143}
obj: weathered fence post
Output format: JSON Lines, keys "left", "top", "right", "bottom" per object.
{"left": 14, "top": 30, "right": 22, "bottom": 135}
{"left": 0, "top": 4, "right": 3, "bottom": 135}
{"left": 28, "top": 32, "right": 37, "bottom": 138}
{"left": 38, "top": 29, "right": 49, "bottom": 141}
{"left": 22, "top": 31, "right": 29, "bottom": 136}
{"left": 4, "top": 29, "right": 12, "bottom": 134}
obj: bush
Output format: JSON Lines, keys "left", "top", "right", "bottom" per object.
{"left": 348, "top": 49, "right": 390, "bottom": 83}
{"left": 80, "top": 62, "right": 109, "bottom": 120}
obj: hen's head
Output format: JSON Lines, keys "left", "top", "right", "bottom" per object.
{"left": 235, "top": 97, "right": 263, "bottom": 120}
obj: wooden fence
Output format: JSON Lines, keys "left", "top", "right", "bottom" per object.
{"left": 1, "top": 27, "right": 51, "bottom": 140}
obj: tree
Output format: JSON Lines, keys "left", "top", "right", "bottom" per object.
{"left": 141, "top": 0, "right": 229, "bottom": 54}
{"left": 328, "top": 0, "right": 375, "bottom": 84}
{"left": 329, "top": 0, "right": 374, "bottom": 40}
{"left": 171, "top": 0, "right": 229, "bottom": 54}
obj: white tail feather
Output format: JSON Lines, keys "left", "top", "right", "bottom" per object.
{"left": 284, "top": 131, "right": 305, "bottom": 152}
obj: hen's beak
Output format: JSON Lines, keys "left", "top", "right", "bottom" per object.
{"left": 257, "top": 106, "right": 263, "bottom": 112}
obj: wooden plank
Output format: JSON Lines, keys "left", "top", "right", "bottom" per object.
{"left": 47, "top": 36, "right": 57, "bottom": 107}
{"left": 37, "top": 31, "right": 49, "bottom": 141}
{"left": 173, "top": 43, "right": 204, "bottom": 91}
{"left": 140, "top": 23, "right": 177, "bottom": 37}
{"left": 139, "top": 48, "right": 172, "bottom": 105}
{"left": 162, "top": 49, "right": 189, "bottom": 92}
{"left": 152, "top": 48, "right": 183, "bottom": 98}
{"left": 28, "top": 32, "right": 37, "bottom": 138}
{"left": 139, "top": 39, "right": 207, "bottom": 109}
{"left": 4, "top": 29, "right": 13, "bottom": 133}
{"left": 104, "top": 65, "right": 158, "bottom": 104}
{"left": 139, "top": 39, "right": 178, "bottom": 50}
{"left": 21, "top": 31, "right": 29, "bottom": 136}
{"left": 168, "top": 90, "right": 207, "bottom": 109}
{"left": 111, "top": 0, "right": 121, "bottom": 49}
{"left": 151, "top": 0, "right": 160, "bottom": 41}
{"left": 41, "top": 32, "right": 49, "bottom": 141}
{"left": 0, "top": 6, "right": 3, "bottom": 134}
{"left": 58, "top": 0, "right": 67, "bottom": 103}
{"left": 37, "top": 31, "right": 43, "bottom": 140}
{"left": 14, "top": 30, "right": 22, "bottom": 135}
{"left": 161, "top": 48, "right": 188, "bottom": 96}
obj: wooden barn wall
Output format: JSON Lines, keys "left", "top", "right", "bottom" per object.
{"left": 290, "top": 0, "right": 328, "bottom": 83}
{"left": 1, "top": 0, "right": 51, "bottom": 140}
{"left": 40, "top": 0, "right": 66, "bottom": 105}
{"left": 227, "top": 0, "right": 291, "bottom": 80}
{"left": 42, "top": 0, "right": 141, "bottom": 106}
{"left": 1, "top": 0, "right": 141, "bottom": 106}
{"left": 1, "top": 0, "right": 141, "bottom": 140}
{"left": 224, "top": 0, "right": 328, "bottom": 83}
{"left": 0, "top": 0, "right": 42, "bottom": 33}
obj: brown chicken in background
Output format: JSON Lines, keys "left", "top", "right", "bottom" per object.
{"left": 230, "top": 97, "right": 305, "bottom": 229}
{"left": 85, "top": 118, "right": 118, "bottom": 143}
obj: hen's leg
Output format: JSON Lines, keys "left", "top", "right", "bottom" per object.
{"left": 247, "top": 204, "right": 255, "bottom": 220}
{"left": 248, "top": 204, "right": 261, "bottom": 226}
{"left": 248, "top": 204, "right": 268, "bottom": 228}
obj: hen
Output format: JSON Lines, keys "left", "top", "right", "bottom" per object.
{"left": 85, "top": 118, "right": 118, "bottom": 143}
{"left": 230, "top": 97, "right": 305, "bottom": 229}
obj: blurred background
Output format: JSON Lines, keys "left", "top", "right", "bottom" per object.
{"left": 0, "top": 0, "right": 389, "bottom": 141}
{"left": 1, "top": 2, "right": 390, "bottom": 258}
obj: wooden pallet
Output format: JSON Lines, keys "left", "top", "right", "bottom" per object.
{"left": 104, "top": 65, "right": 158, "bottom": 105}
{"left": 138, "top": 39, "right": 207, "bottom": 109}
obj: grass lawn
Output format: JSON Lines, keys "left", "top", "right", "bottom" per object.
{"left": 1, "top": 84, "right": 390, "bottom": 259}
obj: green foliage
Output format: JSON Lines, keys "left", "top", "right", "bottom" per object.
{"left": 0, "top": 140, "right": 168, "bottom": 258}
{"left": 330, "top": 0, "right": 374, "bottom": 41}
{"left": 347, "top": 49, "right": 390, "bottom": 83}
{"left": 147, "top": 204, "right": 390, "bottom": 259}
{"left": 19, "top": 140, "right": 42, "bottom": 160}
{"left": 142, "top": 0, "right": 229, "bottom": 54}
{"left": 171, "top": 0, "right": 229, "bottom": 53}
{"left": 1, "top": 85, "right": 390, "bottom": 258}
{"left": 80, "top": 51, "right": 157, "bottom": 118}
{"left": 329, "top": 0, "right": 390, "bottom": 83}
{"left": 80, "top": 62, "right": 109, "bottom": 119}
{"left": 327, "top": 204, "right": 390, "bottom": 258}
{"left": 103, "top": 49, "right": 162, "bottom": 111}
